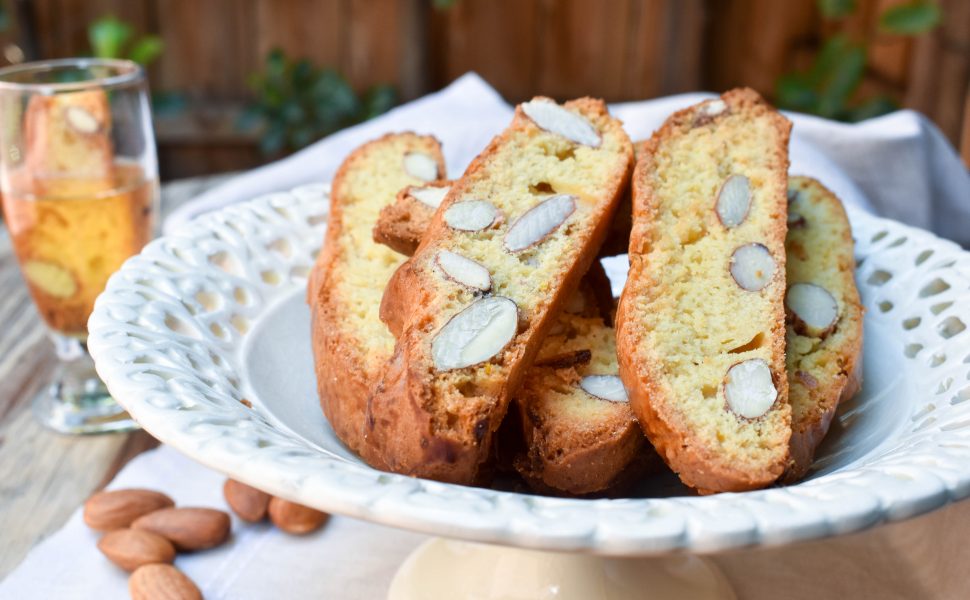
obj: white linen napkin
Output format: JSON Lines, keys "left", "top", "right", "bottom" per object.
{"left": 4, "top": 74, "right": 969, "bottom": 600}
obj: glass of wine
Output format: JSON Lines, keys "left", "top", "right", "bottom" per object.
{"left": 0, "top": 59, "right": 158, "bottom": 433}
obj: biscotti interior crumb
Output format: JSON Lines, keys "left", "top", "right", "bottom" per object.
{"left": 330, "top": 135, "right": 443, "bottom": 362}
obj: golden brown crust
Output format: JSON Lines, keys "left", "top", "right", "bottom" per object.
{"left": 781, "top": 176, "right": 864, "bottom": 482}
{"left": 373, "top": 181, "right": 452, "bottom": 256}
{"left": 365, "top": 97, "right": 634, "bottom": 484}
{"left": 308, "top": 133, "right": 445, "bottom": 466}
{"left": 616, "top": 88, "right": 793, "bottom": 493}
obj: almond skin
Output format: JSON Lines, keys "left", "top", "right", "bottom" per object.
{"left": 132, "top": 507, "right": 230, "bottom": 551}
{"left": 268, "top": 497, "right": 329, "bottom": 535}
{"left": 83, "top": 489, "right": 175, "bottom": 532}
{"left": 129, "top": 564, "right": 202, "bottom": 600}
{"left": 97, "top": 528, "right": 176, "bottom": 572}
{"left": 223, "top": 479, "right": 271, "bottom": 523}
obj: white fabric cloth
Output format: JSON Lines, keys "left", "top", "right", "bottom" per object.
{"left": 0, "top": 445, "right": 424, "bottom": 599}
{"left": 4, "top": 73, "right": 969, "bottom": 600}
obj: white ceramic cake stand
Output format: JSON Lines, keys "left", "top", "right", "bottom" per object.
{"left": 88, "top": 183, "right": 970, "bottom": 599}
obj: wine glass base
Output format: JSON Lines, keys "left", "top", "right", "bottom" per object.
{"left": 387, "top": 538, "right": 736, "bottom": 600}
{"left": 32, "top": 362, "right": 139, "bottom": 435}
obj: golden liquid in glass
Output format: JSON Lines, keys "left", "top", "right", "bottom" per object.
{"left": 2, "top": 161, "right": 156, "bottom": 336}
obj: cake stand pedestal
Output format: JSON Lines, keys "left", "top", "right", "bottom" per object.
{"left": 387, "top": 538, "right": 735, "bottom": 600}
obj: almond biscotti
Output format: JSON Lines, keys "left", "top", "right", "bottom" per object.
{"left": 308, "top": 133, "right": 445, "bottom": 460}
{"left": 782, "top": 176, "right": 863, "bottom": 481}
{"left": 616, "top": 89, "right": 793, "bottom": 493}
{"left": 365, "top": 98, "right": 634, "bottom": 484}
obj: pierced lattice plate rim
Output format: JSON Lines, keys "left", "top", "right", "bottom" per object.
{"left": 89, "top": 184, "right": 970, "bottom": 555}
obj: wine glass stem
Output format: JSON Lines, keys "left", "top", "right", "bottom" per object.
{"left": 32, "top": 332, "right": 138, "bottom": 434}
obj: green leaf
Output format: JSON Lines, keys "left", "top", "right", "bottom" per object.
{"left": 290, "top": 126, "right": 316, "bottom": 150}
{"left": 281, "top": 99, "right": 306, "bottom": 125}
{"left": 362, "top": 85, "right": 397, "bottom": 120}
{"left": 846, "top": 95, "right": 898, "bottom": 121}
{"left": 816, "top": 39, "right": 866, "bottom": 118}
{"left": 292, "top": 59, "right": 315, "bottom": 88}
{"left": 880, "top": 2, "right": 942, "bottom": 34}
{"left": 817, "top": 0, "right": 856, "bottom": 19}
{"left": 128, "top": 35, "right": 164, "bottom": 66}
{"left": 433, "top": 0, "right": 461, "bottom": 9}
{"left": 260, "top": 124, "right": 287, "bottom": 156}
{"left": 265, "top": 48, "right": 288, "bottom": 84}
{"left": 775, "top": 75, "right": 817, "bottom": 113}
{"left": 89, "top": 16, "right": 133, "bottom": 59}
{"left": 312, "top": 69, "right": 361, "bottom": 127}
{"left": 235, "top": 105, "right": 265, "bottom": 131}
{"left": 151, "top": 90, "right": 187, "bottom": 116}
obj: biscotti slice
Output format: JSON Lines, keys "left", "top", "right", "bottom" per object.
{"left": 782, "top": 176, "right": 863, "bottom": 482}
{"left": 365, "top": 98, "right": 634, "bottom": 484}
{"left": 308, "top": 133, "right": 445, "bottom": 460}
{"left": 616, "top": 88, "right": 793, "bottom": 493}
{"left": 513, "top": 262, "right": 649, "bottom": 495}
{"left": 373, "top": 180, "right": 453, "bottom": 255}
{"left": 24, "top": 89, "right": 114, "bottom": 190}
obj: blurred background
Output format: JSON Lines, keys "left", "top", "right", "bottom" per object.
{"left": 0, "top": 0, "right": 965, "bottom": 180}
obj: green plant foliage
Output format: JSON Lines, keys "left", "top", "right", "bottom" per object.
{"left": 432, "top": 0, "right": 461, "bottom": 9}
{"left": 777, "top": 1, "right": 942, "bottom": 121}
{"left": 243, "top": 48, "right": 398, "bottom": 156}
{"left": 817, "top": 0, "right": 856, "bottom": 19}
{"left": 88, "top": 15, "right": 164, "bottom": 66}
{"left": 880, "top": 1, "right": 942, "bottom": 34}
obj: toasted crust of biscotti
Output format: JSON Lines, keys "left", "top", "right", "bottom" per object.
{"left": 782, "top": 176, "right": 863, "bottom": 482}
{"left": 308, "top": 133, "right": 445, "bottom": 463}
{"left": 364, "top": 98, "right": 633, "bottom": 484}
{"left": 373, "top": 181, "right": 453, "bottom": 256}
{"left": 616, "top": 88, "right": 792, "bottom": 493}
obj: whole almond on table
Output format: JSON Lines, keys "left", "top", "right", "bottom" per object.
{"left": 83, "top": 489, "right": 175, "bottom": 531}
{"left": 97, "top": 528, "right": 176, "bottom": 572}
{"left": 129, "top": 564, "right": 202, "bottom": 600}
{"left": 267, "top": 497, "right": 329, "bottom": 534}
{"left": 223, "top": 479, "right": 271, "bottom": 522}
{"left": 132, "top": 507, "right": 230, "bottom": 551}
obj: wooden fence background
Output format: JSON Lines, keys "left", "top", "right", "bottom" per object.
{"left": 2, "top": 0, "right": 968, "bottom": 178}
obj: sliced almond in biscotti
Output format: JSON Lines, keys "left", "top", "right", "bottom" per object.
{"left": 616, "top": 88, "right": 792, "bottom": 493}
{"left": 367, "top": 97, "right": 633, "bottom": 484}
{"left": 308, "top": 133, "right": 446, "bottom": 464}
{"left": 374, "top": 180, "right": 453, "bottom": 256}
{"left": 782, "top": 176, "right": 863, "bottom": 482}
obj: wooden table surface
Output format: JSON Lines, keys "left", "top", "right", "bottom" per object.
{"left": 0, "top": 175, "right": 968, "bottom": 598}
